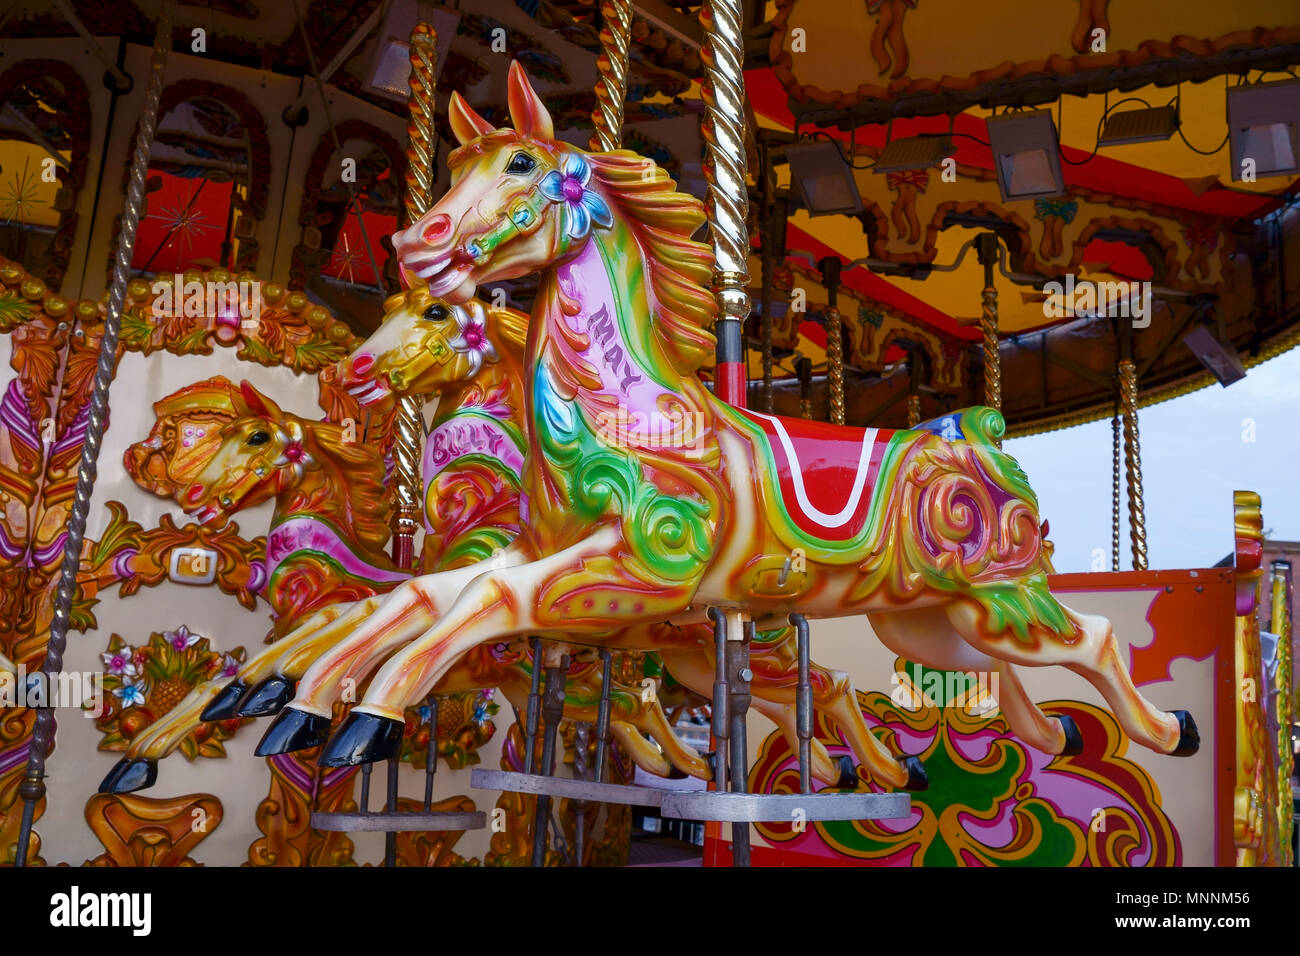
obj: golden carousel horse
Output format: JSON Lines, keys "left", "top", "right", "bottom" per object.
{"left": 304, "top": 63, "right": 1196, "bottom": 783}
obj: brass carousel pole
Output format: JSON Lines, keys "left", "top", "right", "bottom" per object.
{"left": 701, "top": 0, "right": 754, "bottom": 867}
{"left": 1118, "top": 322, "right": 1148, "bottom": 570}
{"left": 392, "top": 22, "right": 441, "bottom": 573}
{"left": 976, "top": 233, "right": 1001, "bottom": 443}
{"left": 820, "top": 256, "right": 844, "bottom": 425}
{"left": 15, "top": 0, "right": 175, "bottom": 866}
{"left": 906, "top": 352, "right": 922, "bottom": 427}
{"left": 701, "top": 0, "right": 751, "bottom": 410}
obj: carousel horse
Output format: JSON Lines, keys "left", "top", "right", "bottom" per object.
{"left": 100, "top": 369, "right": 701, "bottom": 793}
{"left": 259, "top": 285, "right": 898, "bottom": 787}
{"left": 314, "top": 62, "right": 1197, "bottom": 781}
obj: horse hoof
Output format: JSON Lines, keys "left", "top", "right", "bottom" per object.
{"left": 320, "top": 711, "right": 404, "bottom": 767}
{"left": 234, "top": 676, "right": 295, "bottom": 718}
{"left": 834, "top": 755, "right": 860, "bottom": 789}
{"left": 199, "top": 680, "right": 248, "bottom": 722}
{"left": 98, "top": 757, "right": 157, "bottom": 794}
{"left": 665, "top": 763, "right": 689, "bottom": 780}
{"left": 1170, "top": 710, "right": 1199, "bottom": 756}
{"left": 897, "top": 755, "right": 928, "bottom": 792}
{"left": 702, "top": 750, "right": 718, "bottom": 781}
{"left": 1054, "top": 714, "right": 1084, "bottom": 756}
{"left": 256, "top": 708, "right": 332, "bottom": 756}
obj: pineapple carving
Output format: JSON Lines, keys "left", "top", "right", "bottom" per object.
{"left": 93, "top": 627, "right": 248, "bottom": 759}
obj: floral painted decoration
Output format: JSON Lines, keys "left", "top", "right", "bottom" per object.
{"left": 93, "top": 629, "right": 248, "bottom": 760}
{"left": 449, "top": 303, "right": 498, "bottom": 376}
{"left": 539, "top": 152, "right": 613, "bottom": 241}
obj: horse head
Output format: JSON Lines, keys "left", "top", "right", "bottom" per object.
{"left": 180, "top": 381, "right": 321, "bottom": 526}
{"left": 394, "top": 61, "right": 625, "bottom": 302}
{"left": 125, "top": 377, "right": 242, "bottom": 500}
{"left": 337, "top": 288, "right": 524, "bottom": 407}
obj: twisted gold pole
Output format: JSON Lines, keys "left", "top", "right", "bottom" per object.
{"left": 906, "top": 393, "right": 921, "bottom": 428}
{"left": 1269, "top": 561, "right": 1294, "bottom": 865}
{"left": 391, "top": 23, "right": 441, "bottom": 570}
{"left": 981, "top": 285, "right": 1000, "bottom": 414}
{"left": 15, "top": 0, "right": 175, "bottom": 867}
{"left": 701, "top": 0, "right": 751, "bottom": 406}
{"left": 589, "top": 0, "right": 633, "bottom": 152}
{"left": 1118, "top": 358, "right": 1148, "bottom": 571}
{"left": 1111, "top": 410, "right": 1121, "bottom": 572}
{"left": 826, "top": 306, "right": 844, "bottom": 425}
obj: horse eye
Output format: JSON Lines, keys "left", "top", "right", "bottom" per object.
{"left": 423, "top": 304, "right": 449, "bottom": 321}
{"left": 246, "top": 431, "right": 271, "bottom": 446}
{"left": 506, "top": 152, "right": 535, "bottom": 174}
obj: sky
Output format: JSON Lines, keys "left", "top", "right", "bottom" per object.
{"left": 1004, "top": 346, "right": 1300, "bottom": 574}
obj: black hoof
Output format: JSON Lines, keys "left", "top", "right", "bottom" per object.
{"left": 256, "top": 707, "right": 333, "bottom": 756}
{"left": 234, "top": 676, "right": 296, "bottom": 718}
{"left": 98, "top": 757, "right": 157, "bottom": 794}
{"left": 702, "top": 750, "right": 718, "bottom": 781}
{"left": 1054, "top": 714, "right": 1084, "bottom": 756}
{"left": 665, "top": 763, "right": 689, "bottom": 779}
{"left": 319, "top": 711, "right": 405, "bottom": 767}
{"left": 1170, "top": 710, "right": 1200, "bottom": 757}
{"left": 835, "top": 754, "right": 860, "bottom": 789}
{"left": 199, "top": 680, "right": 249, "bottom": 722}
{"left": 897, "top": 755, "right": 928, "bottom": 792}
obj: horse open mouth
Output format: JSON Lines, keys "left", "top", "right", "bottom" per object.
{"left": 186, "top": 504, "right": 222, "bottom": 525}
{"left": 347, "top": 378, "right": 391, "bottom": 407}
{"left": 402, "top": 253, "right": 476, "bottom": 302}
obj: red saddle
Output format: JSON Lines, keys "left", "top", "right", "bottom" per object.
{"left": 734, "top": 408, "right": 895, "bottom": 543}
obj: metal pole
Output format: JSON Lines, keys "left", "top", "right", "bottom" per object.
{"left": 791, "top": 614, "right": 812, "bottom": 795}
{"left": 423, "top": 694, "right": 438, "bottom": 810}
{"left": 797, "top": 355, "right": 813, "bottom": 419}
{"left": 700, "top": 0, "right": 751, "bottom": 408}
{"left": 976, "top": 233, "right": 1001, "bottom": 434}
{"left": 524, "top": 637, "right": 543, "bottom": 773}
{"left": 14, "top": 0, "right": 174, "bottom": 866}
{"left": 707, "top": 608, "right": 729, "bottom": 795}
{"left": 1111, "top": 389, "right": 1122, "bottom": 572}
{"left": 530, "top": 650, "right": 569, "bottom": 867}
{"left": 727, "top": 619, "right": 753, "bottom": 867}
{"left": 821, "top": 257, "right": 844, "bottom": 425}
{"left": 383, "top": 756, "right": 399, "bottom": 866}
{"left": 759, "top": 154, "right": 778, "bottom": 414}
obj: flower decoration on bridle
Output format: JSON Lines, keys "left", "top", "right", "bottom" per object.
{"left": 539, "top": 152, "right": 613, "bottom": 241}
{"left": 272, "top": 420, "right": 315, "bottom": 483}
{"left": 447, "top": 301, "right": 498, "bottom": 376}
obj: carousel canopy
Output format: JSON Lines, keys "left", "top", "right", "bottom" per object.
{"left": 2, "top": 0, "right": 1298, "bottom": 433}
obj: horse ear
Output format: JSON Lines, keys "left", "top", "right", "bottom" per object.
{"left": 238, "top": 380, "right": 282, "bottom": 420}
{"left": 506, "top": 61, "right": 553, "bottom": 141}
{"left": 448, "top": 92, "right": 495, "bottom": 145}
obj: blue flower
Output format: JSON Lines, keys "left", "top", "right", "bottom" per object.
{"left": 538, "top": 152, "right": 613, "bottom": 241}
{"left": 114, "top": 681, "right": 147, "bottom": 707}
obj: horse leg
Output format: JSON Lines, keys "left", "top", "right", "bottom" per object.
{"left": 259, "top": 548, "right": 530, "bottom": 755}
{"left": 325, "top": 526, "right": 692, "bottom": 764}
{"left": 943, "top": 599, "right": 1194, "bottom": 756}
{"left": 229, "top": 601, "right": 362, "bottom": 718}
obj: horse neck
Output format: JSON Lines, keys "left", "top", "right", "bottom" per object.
{"left": 435, "top": 330, "right": 525, "bottom": 427}
{"left": 264, "top": 437, "right": 402, "bottom": 619}
{"left": 531, "top": 218, "right": 698, "bottom": 412}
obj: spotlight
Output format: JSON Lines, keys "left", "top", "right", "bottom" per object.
{"left": 784, "top": 140, "right": 863, "bottom": 217}
{"left": 1227, "top": 79, "right": 1300, "bottom": 180}
{"left": 363, "top": 0, "right": 460, "bottom": 103}
{"left": 1181, "top": 322, "right": 1246, "bottom": 387}
{"left": 985, "top": 110, "right": 1066, "bottom": 202}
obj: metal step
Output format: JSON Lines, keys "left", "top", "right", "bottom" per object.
{"left": 311, "top": 809, "right": 486, "bottom": 833}
{"left": 471, "top": 768, "right": 910, "bottom": 823}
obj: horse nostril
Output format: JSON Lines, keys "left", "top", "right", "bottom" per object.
{"left": 352, "top": 354, "right": 374, "bottom": 375}
{"left": 186, "top": 485, "right": 203, "bottom": 502}
{"left": 422, "top": 214, "right": 452, "bottom": 244}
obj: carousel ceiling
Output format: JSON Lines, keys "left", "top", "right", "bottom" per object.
{"left": 2, "top": 0, "right": 1298, "bottom": 433}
